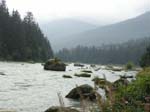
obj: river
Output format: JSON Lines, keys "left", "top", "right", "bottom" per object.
{"left": 0, "top": 62, "right": 137, "bottom": 112}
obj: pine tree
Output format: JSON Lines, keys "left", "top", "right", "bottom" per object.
{"left": 0, "top": 0, "right": 53, "bottom": 61}
{"left": 0, "top": 0, "right": 10, "bottom": 59}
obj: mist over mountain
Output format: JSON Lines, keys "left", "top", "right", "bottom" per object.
{"left": 40, "top": 12, "right": 150, "bottom": 51}
{"left": 39, "top": 19, "right": 97, "bottom": 51}
{"left": 57, "top": 12, "right": 150, "bottom": 50}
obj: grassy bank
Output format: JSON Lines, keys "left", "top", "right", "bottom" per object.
{"left": 96, "top": 67, "right": 150, "bottom": 112}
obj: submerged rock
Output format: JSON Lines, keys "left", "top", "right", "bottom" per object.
{"left": 81, "top": 70, "right": 92, "bottom": 73}
{"left": 94, "top": 67, "right": 101, "bottom": 71}
{"left": 66, "top": 84, "right": 96, "bottom": 101}
{"left": 90, "top": 64, "right": 96, "bottom": 67}
{"left": 120, "top": 75, "right": 133, "bottom": 79}
{"left": 74, "top": 63, "right": 84, "bottom": 67}
{"left": 0, "top": 72, "right": 6, "bottom": 76}
{"left": 63, "top": 75, "right": 72, "bottom": 78}
{"left": 44, "top": 58, "right": 66, "bottom": 71}
{"left": 28, "top": 61, "right": 35, "bottom": 64}
{"left": 92, "top": 77, "right": 112, "bottom": 87}
{"left": 111, "top": 67, "right": 123, "bottom": 71}
{"left": 45, "top": 106, "right": 79, "bottom": 112}
{"left": 74, "top": 73, "right": 91, "bottom": 77}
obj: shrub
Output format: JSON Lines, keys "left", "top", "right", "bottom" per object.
{"left": 125, "top": 61, "right": 134, "bottom": 70}
{"left": 114, "top": 68, "right": 150, "bottom": 112}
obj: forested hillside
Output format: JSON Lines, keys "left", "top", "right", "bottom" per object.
{"left": 56, "top": 37, "right": 150, "bottom": 65}
{"left": 0, "top": 0, "right": 53, "bottom": 61}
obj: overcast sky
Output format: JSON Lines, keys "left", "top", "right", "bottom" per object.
{"left": 6, "top": 0, "right": 150, "bottom": 24}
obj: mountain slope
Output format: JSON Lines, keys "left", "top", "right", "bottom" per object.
{"left": 58, "top": 12, "right": 150, "bottom": 49}
{"left": 39, "top": 19, "right": 97, "bottom": 50}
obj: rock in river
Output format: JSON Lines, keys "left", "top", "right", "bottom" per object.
{"left": 45, "top": 106, "right": 79, "bottom": 112}
{"left": 66, "top": 84, "right": 96, "bottom": 101}
{"left": 0, "top": 72, "right": 6, "bottom": 76}
{"left": 74, "top": 73, "right": 91, "bottom": 77}
{"left": 44, "top": 58, "right": 66, "bottom": 71}
{"left": 63, "top": 75, "right": 72, "bottom": 78}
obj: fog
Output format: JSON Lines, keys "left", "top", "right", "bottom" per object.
{"left": 6, "top": 0, "right": 150, "bottom": 24}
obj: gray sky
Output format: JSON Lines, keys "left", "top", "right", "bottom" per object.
{"left": 6, "top": 0, "right": 150, "bottom": 24}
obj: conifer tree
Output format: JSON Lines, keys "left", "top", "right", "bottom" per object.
{"left": 0, "top": 0, "right": 53, "bottom": 61}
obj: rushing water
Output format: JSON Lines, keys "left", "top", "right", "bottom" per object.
{"left": 0, "top": 62, "right": 137, "bottom": 112}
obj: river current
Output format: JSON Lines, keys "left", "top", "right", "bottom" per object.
{"left": 0, "top": 62, "right": 137, "bottom": 112}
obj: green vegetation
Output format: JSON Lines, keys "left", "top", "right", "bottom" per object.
{"left": 113, "top": 68, "right": 150, "bottom": 112}
{"left": 0, "top": 0, "right": 53, "bottom": 61}
{"left": 91, "top": 68, "right": 150, "bottom": 112}
{"left": 125, "top": 61, "right": 134, "bottom": 70}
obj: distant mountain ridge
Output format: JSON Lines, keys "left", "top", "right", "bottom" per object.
{"left": 40, "top": 19, "right": 97, "bottom": 50}
{"left": 40, "top": 12, "right": 150, "bottom": 51}
{"left": 58, "top": 12, "right": 150, "bottom": 49}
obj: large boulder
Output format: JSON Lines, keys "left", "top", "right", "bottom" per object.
{"left": 45, "top": 106, "right": 79, "bottom": 112}
{"left": 44, "top": 58, "right": 66, "bottom": 71}
{"left": 66, "top": 84, "right": 96, "bottom": 101}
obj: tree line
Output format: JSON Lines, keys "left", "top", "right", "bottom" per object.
{"left": 0, "top": 0, "right": 53, "bottom": 61}
{"left": 56, "top": 37, "right": 150, "bottom": 65}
